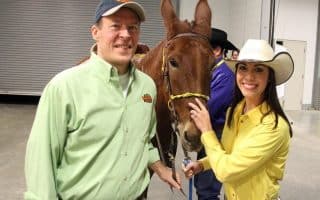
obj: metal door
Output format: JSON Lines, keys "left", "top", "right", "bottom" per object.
{"left": 277, "top": 39, "right": 306, "bottom": 110}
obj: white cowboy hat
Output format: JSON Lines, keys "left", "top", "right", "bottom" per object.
{"left": 225, "top": 39, "right": 294, "bottom": 85}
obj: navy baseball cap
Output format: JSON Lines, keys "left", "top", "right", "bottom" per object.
{"left": 95, "top": 0, "right": 146, "bottom": 23}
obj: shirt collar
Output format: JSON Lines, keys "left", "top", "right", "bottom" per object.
{"left": 213, "top": 56, "right": 224, "bottom": 69}
{"left": 235, "top": 100, "right": 272, "bottom": 123}
{"left": 214, "top": 56, "right": 223, "bottom": 64}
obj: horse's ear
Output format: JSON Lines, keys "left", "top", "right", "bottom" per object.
{"left": 161, "top": 0, "right": 189, "bottom": 40}
{"left": 161, "top": 0, "right": 178, "bottom": 39}
{"left": 192, "top": 0, "right": 212, "bottom": 39}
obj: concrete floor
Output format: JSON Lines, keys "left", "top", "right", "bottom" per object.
{"left": 1, "top": 99, "right": 320, "bottom": 199}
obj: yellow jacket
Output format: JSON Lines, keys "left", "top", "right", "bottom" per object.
{"left": 200, "top": 100, "right": 290, "bottom": 200}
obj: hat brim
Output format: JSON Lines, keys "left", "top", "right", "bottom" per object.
{"left": 224, "top": 41, "right": 238, "bottom": 51}
{"left": 101, "top": 2, "right": 145, "bottom": 22}
{"left": 210, "top": 40, "right": 238, "bottom": 51}
{"left": 225, "top": 52, "right": 294, "bottom": 85}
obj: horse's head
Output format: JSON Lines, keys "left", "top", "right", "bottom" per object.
{"left": 161, "top": 0, "right": 215, "bottom": 152}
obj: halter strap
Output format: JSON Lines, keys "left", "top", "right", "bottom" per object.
{"left": 168, "top": 93, "right": 209, "bottom": 110}
{"left": 170, "top": 32, "right": 210, "bottom": 42}
{"left": 170, "top": 92, "right": 209, "bottom": 101}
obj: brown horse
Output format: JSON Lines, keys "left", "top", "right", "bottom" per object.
{"left": 135, "top": 0, "right": 214, "bottom": 167}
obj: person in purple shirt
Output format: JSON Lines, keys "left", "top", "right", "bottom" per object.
{"left": 194, "top": 28, "right": 238, "bottom": 200}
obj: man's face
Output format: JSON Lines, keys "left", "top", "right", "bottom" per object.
{"left": 91, "top": 8, "right": 140, "bottom": 70}
{"left": 212, "top": 46, "right": 222, "bottom": 59}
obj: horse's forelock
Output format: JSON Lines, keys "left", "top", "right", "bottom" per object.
{"left": 164, "top": 18, "right": 193, "bottom": 40}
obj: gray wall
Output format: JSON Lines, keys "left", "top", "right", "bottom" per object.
{"left": 0, "top": 0, "right": 170, "bottom": 95}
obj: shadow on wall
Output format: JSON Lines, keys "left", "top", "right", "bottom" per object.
{"left": 0, "top": 95, "right": 39, "bottom": 105}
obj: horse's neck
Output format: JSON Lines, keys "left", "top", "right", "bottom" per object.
{"left": 137, "top": 41, "right": 169, "bottom": 115}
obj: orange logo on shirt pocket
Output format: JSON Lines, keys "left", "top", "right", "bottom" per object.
{"left": 142, "top": 94, "right": 152, "bottom": 103}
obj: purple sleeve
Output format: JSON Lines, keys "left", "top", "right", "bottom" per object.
{"left": 207, "top": 65, "right": 234, "bottom": 134}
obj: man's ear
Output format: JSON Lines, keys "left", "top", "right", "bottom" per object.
{"left": 91, "top": 24, "right": 99, "bottom": 41}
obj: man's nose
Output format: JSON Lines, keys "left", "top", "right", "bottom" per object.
{"left": 119, "top": 27, "right": 131, "bottom": 37}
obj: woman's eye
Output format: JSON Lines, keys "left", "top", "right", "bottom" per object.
{"left": 237, "top": 64, "right": 247, "bottom": 71}
{"left": 254, "top": 65, "right": 266, "bottom": 73}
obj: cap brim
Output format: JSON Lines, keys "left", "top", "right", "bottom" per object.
{"left": 101, "top": 2, "right": 145, "bottom": 22}
{"left": 225, "top": 52, "right": 294, "bottom": 85}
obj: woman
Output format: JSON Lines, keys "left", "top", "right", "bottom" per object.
{"left": 184, "top": 39, "right": 294, "bottom": 200}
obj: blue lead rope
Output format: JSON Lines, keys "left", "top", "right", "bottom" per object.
{"left": 188, "top": 176, "right": 193, "bottom": 200}
{"left": 183, "top": 158, "right": 193, "bottom": 200}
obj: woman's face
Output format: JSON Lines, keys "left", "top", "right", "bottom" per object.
{"left": 236, "top": 62, "right": 270, "bottom": 102}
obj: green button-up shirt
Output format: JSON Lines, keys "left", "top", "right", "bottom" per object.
{"left": 200, "top": 100, "right": 290, "bottom": 200}
{"left": 25, "top": 51, "right": 160, "bottom": 200}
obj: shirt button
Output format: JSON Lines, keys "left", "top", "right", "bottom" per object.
{"left": 123, "top": 127, "right": 128, "bottom": 133}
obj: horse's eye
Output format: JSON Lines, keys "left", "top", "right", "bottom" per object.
{"left": 168, "top": 58, "right": 179, "bottom": 68}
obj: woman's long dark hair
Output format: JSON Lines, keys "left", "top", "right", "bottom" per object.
{"left": 227, "top": 66, "right": 293, "bottom": 137}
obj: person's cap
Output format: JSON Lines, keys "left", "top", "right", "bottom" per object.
{"left": 210, "top": 28, "right": 238, "bottom": 50}
{"left": 95, "top": 0, "right": 146, "bottom": 23}
{"left": 225, "top": 39, "right": 294, "bottom": 85}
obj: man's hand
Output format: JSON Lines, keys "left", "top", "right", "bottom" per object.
{"left": 150, "top": 161, "right": 181, "bottom": 189}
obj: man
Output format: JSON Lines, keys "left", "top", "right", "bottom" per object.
{"left": 24, "top": 1, "right": 180, "bottom": 199}
{"left": 194, "top": 28, "right": 237, "bottom": 200}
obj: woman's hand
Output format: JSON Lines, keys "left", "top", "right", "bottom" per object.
{"left": 182, "top": 161, "right": 204, "bottom": 179}
{"left": 188, "top": 98, "right": 213, "bottom": 133}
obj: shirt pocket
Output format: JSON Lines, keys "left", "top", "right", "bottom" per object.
{"left": 126, "top": 100, "right": 155, "bottom": 140}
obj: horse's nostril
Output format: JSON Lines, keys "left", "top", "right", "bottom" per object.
{"left": 184, "top": 132, "right": 193, "bottom": 143}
